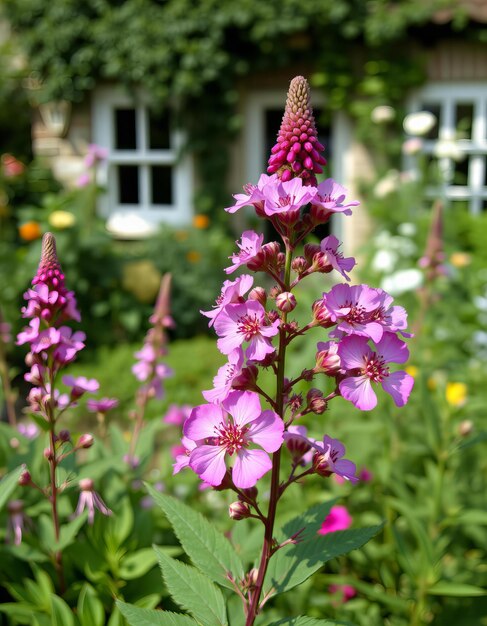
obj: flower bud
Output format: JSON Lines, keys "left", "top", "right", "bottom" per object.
{"left": 269, "top": 285, "right": 282, "bottom": 300}
{"left": 304, "top": 243, "right": 321, "bottom": 263}
{"left": 43, "top": 447, "right": 54, "bottom": 461}
{"left": 232, "top": 364, "right": 259, "bottom": 391}
{"left": 18, "top": 469, "right": 32, "bottom": 486}
{"left": 79, "top": 478, "right": 94, "bottom": 491}
{"left": 311, "top": 299, "right": 335, "bottom": 327}
{"left": 306, "top": 388, "right": 327, "bottom": 414}
{"left": 458, "top": 419, "right": 473, "bottom": 437}
{"left": 229, "top": 501, "right": 251, "bottom": 520}
{"left": 59, "top": 429, "right": 71, "bottom": 442}
{"left": 248, "top": 287, "right": 267, "bottom": 307}
{"left": 312, "top": 452, "right": 332, "bottom": 477}
{"left": 10, "top": 438, "right": 20, "bottom": 450}
{"left": 315, "top": 342, "right": 341, "bottom": 375}
{"left": 292, "top": 256, "right": 308, "bottom": 274}
{"left": 276, "top": 292, "right": 296, "bottom": 313}
{"left": 77, "top": 433, "right": 94, "bottom": 449}
{"left": 238, "top": 486, "right": 258, "bottom": 502}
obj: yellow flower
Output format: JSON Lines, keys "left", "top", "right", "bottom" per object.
{"left": 405, "top": 365, "right": 418, "bottom": 378}
{"left": 446, "top": 382, "right": 467, "bottom": 407}
{"left": 193, "top": 214, "right": 210, "bottom": 229}
{"left": 186, "top": 250, "right": 201, "bottom": 264}
{"left": 122, "top": 260, "right": 162, "bottom": 303}
{"left": 48, "top": 210, "right": 76, "bottom": 229}
{"left": 19, "top": 221, "right": 42, "bottom": 241}
{"left": 450, "top": 252, "right": 471, "bottom": 268}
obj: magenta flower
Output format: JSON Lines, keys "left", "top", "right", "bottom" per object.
{"left": 318, "top": 505, "right": 352, "bottom": 535}
{"left": 30, "top": 327, "right": 62, "bottom": 354}
{"left": 319, "top": 235, "right": 356, "bottom": 281}
{"left": 17, "top": 422, "right": 39, "bottom": 439}
{"left": 86, "top": 397, "right": 119, "bottom": 413}
{"left": 310, "top": 178, "right": 359, "bottom": 224}
{"left": 313, "top": 435, "right": 358, "bottom": 482}
{"left": 0, "top": 320, "right": 11, "bottom": 344}
{"left": 201, "top": 274, "right": 254, "bottom": 326}
{"left": 184, "top": 390, "right": 284, "bottom": 488}
{"left": 267, "top": 76, "right": 326, "bottom": 186}
{"left": 16, "top": 318, "right": 40, "bottom": 346}
{"left": 214, "top": 300, "right": 279, "bottom": 361}
{"left": 163, "top": 404, "right": 192, "bottom": 425}
{"left": 371, "top": 288, "right": 411, "bottom": 337}
{"left": 322, "top": 284, "right": 384, "bottom": 343}
{"left": 225, "top": 231, "right": 265, "bottom": 275}
{"left": 202, "top": 348, "right": 245, "bottom": 403}
{"left": 73, "top": 478, "right": 112, "bottom": 524}
{"left": 52, "top": 328, "right": 86, "bottom": 364}
{"left": 261, "top": 177, "right": 317, "bottom": 221}
{"left": 173, "top": 436, "right": 198, "bottom": 474}
{"left": 329, "top": 584, "right": 357, "bottom": 604}
{"left": 225, "top": 173, "right": 276, "bottom": 214}
{"left": 338, "top": 333, "right": 414, "bottom": 411}
{"left": 84, "top": 143, "right": 109, "bottom": 168}
{"left": 63, "top": 375, "right": 99, "bottom": 398}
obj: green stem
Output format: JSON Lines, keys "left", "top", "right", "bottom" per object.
{"left": 244, "top": 246, "right": 293, "bottom": 626}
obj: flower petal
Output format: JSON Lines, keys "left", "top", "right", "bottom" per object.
{"left": 184, "top": 403, "right": 225, "bottom": 440}
{"left": 232, "top": 448, "right": 272, "bottom": 489}
{"left": 190, "top": 445, "right": 227, "bottom": 486}
{"left": 247, "top": 410, "right": 284, "bottom": 452}
{"left": 382, "top": 371, "right": 414, "bottom": 406}
{"left": 339, "top": 375, "right": 377, "bottom": 411}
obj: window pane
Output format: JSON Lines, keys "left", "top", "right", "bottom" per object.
{"left": 151, "top": 165, "right": 173, "bottom": 205}
{"left": 149, "top": 109, "right": 171, "bottom": 149}
{"left": 419, "top": 103, "right": 440, "bottom": 139}
{"left": 118, "top": 165, "right": 139, "bottom": 204}
{"left": 455, "top": 103, "right": 473, "bottom": 140}
{"left": 453, "top": 157, "right": 469, "bottom": 186}
{"left": 115, "top": 109, "right": 137, "bottom": 150}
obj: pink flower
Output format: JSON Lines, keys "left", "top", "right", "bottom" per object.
{"left": 6, "top": 500, "right": 27, "bottom": 545}
{"left": 73, "top": 478, "right": 112, "bottom": 524}
{"left": 338, "top": 333, "right": 414, "bottom": 411}
{"left": 310, "top": 178, "right": 359, "bottom": 224}
{"left": 322, "top": 284, "right": 384, "bottom": 343}
{"left": 0, "top": 321, "right": 11, "bottom": 344}
{"left": 173, "top": 436, "right": 198, "bottom": 474}
{"left": 16, "top": 318, "right": 40, "bottom": 345}
{"left": 184, "top": 390, "right": 284, "bottom": 488}
{"left": 163, "top": 404, "right": 192, "bottom": 425}
{"left": 313, "top": 435, "right": 358, "bottom": 482}
{"left": 224, "top": 173, "right": 276, "bottom": 214}
{"left": 17, "top": 422, "right": 39, "bottom": 439}
{"left": 372, "top": 288, "right": 410, "bottom": 337}
{"left": 284, "top": 425, "right": 315, "bottom": 465}
{"left": 1, "top": 153, "right": 25, "bottom": 177}
{"left": 84, "top": 144, "right": 109, "bottom": 168}
{"left": 214, "top": 300, "right": 279, "bottom": 361}
{"left": 86, "top": 398, "right": 119, "bottom": 413}
{"left": 261, "top": 177, "right": 317, "bottom": 221}
{"left": 202, "top": 348, "right": 245, "bottom": 403}
{"left": 62, "top": 375, "right": 100, "bottom": 398}
{"left": 201, "top": 274, "right": 254, "bottom": 327}
{"left": 52, "top": 327, "right": 86, "bottom": 363}
{"left": 319, "top": 235, "right": 356, "bottom": 281}
{"left": 225, "top": 231, "right": 264, "bottom": 275}
{"left": 329, "top": 584, "right": 357, "bottom": 604}
{"left": 318, "top": 505, "right": 352, "bottom": 535}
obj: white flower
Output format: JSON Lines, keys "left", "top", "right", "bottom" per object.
{"left": 434, "top": 138, "right": 464, "bottom": 161}
{"left": 381, "top": 268, "right": 423, "bottom": 295}
{"left": 106, "top": 213, "right": 159, "bottom": 239}
{"left": 397, "top": 222, "right": 417, "bottom": 237}
{"left": 373, "top": 170, "right": 400, "bottom": 198}
{"left": 371, "top": 105, "right": 395, "bottom": 124}
{"left": 403, "top": 111, "right": 436, "bottom": 136}
{"left": 372, "top": 249, "right": 398, "bottom": 273}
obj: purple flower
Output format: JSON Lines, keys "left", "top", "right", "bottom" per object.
{"left": 225, "top": 231, "right": 265, "bottom": 275}
{"left": 261, "top": 177, "right": 317, "bottom": 220}
{"left": 73, "top": 478, "right": 112, "bottom": 524}
{"left": 319, "top": 235, "right": 356, "bottom": 281}
{"left": 338, "top": 333, "right": 414, "bottom": 411}
{"left": 184, "top": 390, "right": 284, "bottom": 488}
{"left": 84, "top": 143, "right": 109, "bottom": 168}
{"left": 52, "top": 327, "right": 86, "bottom": 364}
{"left": 323, "top": 284, "right": 384, "bottom": 343}
{"left": 201, "top": 274, "right": 254, "bottom": 327}
{"left": 310, "top": 178, "right": 359, "bottom": 223}
{"left": 163, "top": 404, "right": 192, "bottom": 425}
{"left": 63, "top": 376, "right": 99, "bottom": 398}
{"left": 313, "top": 435, "right": 358, "bottom": 482}
{"left": 17, "top": 422, "right": 39, "bottom": 439}
{"left": 224, "top": 173, "right": 276, "bottom": 214}
{"left": 86, "top": 397, "right": 119, "bottom": 413}
{"left": 202, "top": 349, "right": 245, "bottom": 403}
{"left": 30, "top": 327, "right": 62, "bottom": 353}
{"left": 173, "top": 436, "right": 198, "bottom": 474}
{"left": 284, "top": 425, "right": 315, "bottom": 465}
{"left": 16, "top": 318, "right": 40, "bottom": 345}
{"left": 214, "top": 300, "right": 279, "bottom": 361}
{"left": 0, "top": 320, "right": 11, "bottom": 344}
{"left": 370, "top": 288, "right": 411, "bottom": 337}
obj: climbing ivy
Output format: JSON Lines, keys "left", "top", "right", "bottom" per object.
{"left": 2, "top": 0, "right": 477, "bottom": 218}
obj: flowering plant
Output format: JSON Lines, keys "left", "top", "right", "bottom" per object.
{"left": 117, "top": 76, "right": 414, "bottom": 626}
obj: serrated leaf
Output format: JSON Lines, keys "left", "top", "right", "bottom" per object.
{"left": 267, "top": 618, "right": 355, "bottom": 626}
{"left": 0, "top": 466, "right": 22, "bottom": 512}
{"left": 77, "top": 583, "right": 105, "bottom": 626}
{"left": 117, "top": 600, "right": 198, "bottom": 626}
{"left": 154, "top": 546, "right": 227, "bottom": 626}
{"left": 427, "top": 582, "right": 487, "bottom": 597}
{"left": 146, "top": 485, "right": 244, "bottom": 589}
{"left": 263, "top": 524, "right": 384, "bottom": 598}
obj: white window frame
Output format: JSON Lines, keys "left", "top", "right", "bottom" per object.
{"left": 92, "top": 86, "right": 193, "bottom": 228}
{"left": 243, "top": 90, "right": 353, "bottom": 239}
{"left": 408, "top": 82, "right": 487, "bottom": 214}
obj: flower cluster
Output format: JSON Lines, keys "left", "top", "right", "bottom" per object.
{"left": 175, "top": 76, "right": 414, "bottom": 498}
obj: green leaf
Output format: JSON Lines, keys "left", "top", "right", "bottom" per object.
{"left": 146, "top": 485, "right": 244, "bottom": 589}
{"left": 154, "top": 546, "right": 227, "bottom": 626}
{"left": 77, "top": 583, "right": 105, "bottom": 626}
{"left": 263, "top": 524, "right": 384, "bottom": 598}
{"left": 427, "top": 582, "right": 487, "bottom": 597}
{"left": 119, "top": 548, "right": 158, "bottom": 580}
{"left": 267, "top": 618, "right": 355, "bottom": 626}
{"left": 117, "top": 601, "right": 198, "bottom": 626}
{"left": 50, "top": 594, "right": 75, "bottom": 626}
{"left": 55, "top": 511, "right": 88, "bottom": 551}
{"left": 0, "top": 466, "right": 22, "bottom": 512}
